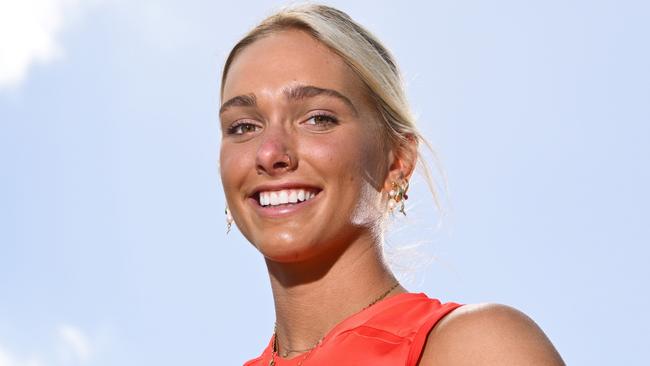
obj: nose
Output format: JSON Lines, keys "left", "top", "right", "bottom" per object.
{"left": 255, "top": 127, "right": 297, "bottom": 176}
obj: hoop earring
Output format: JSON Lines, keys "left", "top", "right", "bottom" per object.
{"left": 225, "top": 207, "right": 234, "bottom": 234}
{"left": 388, "top": 180, "right": 409, "bottom": 216}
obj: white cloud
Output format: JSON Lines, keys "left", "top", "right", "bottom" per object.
{"left": 0, "top": 323, "right": 97, "bottom": 366}
{"left": 0, "top": 346, "right": 43, "bottom": 366}
{"left": 57, "top": 324, "right": 91, "bottom": 363}
{"left": 0, "top": 0, "right": 86, "bottom": 90}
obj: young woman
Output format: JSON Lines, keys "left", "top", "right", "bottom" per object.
{"left": 219, "top": 4, "right": 564, "bottom": 365}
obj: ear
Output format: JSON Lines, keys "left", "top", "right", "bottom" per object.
{"left": 384, "top": 134, "right": 418, "bottom": 190}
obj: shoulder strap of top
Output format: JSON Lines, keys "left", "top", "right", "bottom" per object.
{"left": 406, "top": 301, "right": 462, "bottom": 366}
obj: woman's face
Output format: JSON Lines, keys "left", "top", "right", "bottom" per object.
{"left": 219, "top": 29, "right": 393, "bottom": 262}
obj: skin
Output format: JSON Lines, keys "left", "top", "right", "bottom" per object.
{"left": 219, "top": 29, "right": 564, "bottom": 365}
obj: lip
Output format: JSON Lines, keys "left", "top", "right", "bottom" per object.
{"left": 248, "top": 182, "right": 323, "bottom": 219}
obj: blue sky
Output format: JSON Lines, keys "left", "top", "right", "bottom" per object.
{"left": 1, "top": 0, "right": 648, "bottom": 365}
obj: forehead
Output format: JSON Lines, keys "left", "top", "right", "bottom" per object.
{"left": 222, "top": 29, "right": 367, "bottom": 103}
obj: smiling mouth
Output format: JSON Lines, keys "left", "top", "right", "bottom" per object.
{"left": 255, "top": 188, "right": 321, "bottom": 207}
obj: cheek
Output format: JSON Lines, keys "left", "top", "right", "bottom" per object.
{"left": 219, "top": 147, "right": 235, "bottom": 193}
{"left": 219, "top": 143, "right": 251, "bottom": 199}
{"left": 303, "top": 132, "right": 386, "bottom": 221}
{"left": 304, "top": 128, "right": 384, "bottom": 175}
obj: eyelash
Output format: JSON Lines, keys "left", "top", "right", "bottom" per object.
{"left": 225, "top": 113, "right": 339, "bottom": 136}
{"left": 304, "top": 112, "right": 339, "bottom": 126}
{"left": 226, "top": 121, "right": 261, "bottom": 135}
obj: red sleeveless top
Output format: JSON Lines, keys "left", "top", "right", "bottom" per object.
{"left": 243, "top": 293, "right": 461, "bottom": 366}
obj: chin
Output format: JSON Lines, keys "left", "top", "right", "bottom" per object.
{"left": 257, "top": 224, "right": 371, "bottom": 265}
{"left": 250, "top": 228, "right": 328, "bottom": 263}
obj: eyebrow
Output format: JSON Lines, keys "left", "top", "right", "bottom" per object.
{"left": 219, "top": 93, "right": 257, "bottom": 115}
{"left": 219, "top": 84, "right": 358, "bottom": 116}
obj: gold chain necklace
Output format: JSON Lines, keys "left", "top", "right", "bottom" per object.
{"left": 269, "top": 282, "right": 400, "bottom": 366}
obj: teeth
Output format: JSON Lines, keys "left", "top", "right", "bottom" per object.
{"left": 279, "top": 190, "right": 288, "bottom": 204}
{"left": 258, "top": 189, "right": 318, "bottom": 207}
{"left": 288, "top": 190, "right": 298, "bottom": 203}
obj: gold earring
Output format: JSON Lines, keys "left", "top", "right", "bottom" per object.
{"left": 388, "top": 180, "right": 409, "bottom": 216}
{"left": 225, "top": 207, "right": 234, "bottom": 233}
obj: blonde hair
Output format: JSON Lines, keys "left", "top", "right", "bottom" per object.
{"left": 221, "top": 3, "right": 443, "bottom": 210}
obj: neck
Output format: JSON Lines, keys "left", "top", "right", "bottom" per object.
{"left": 265, "top": 232, "right": 406, "bottom": 357}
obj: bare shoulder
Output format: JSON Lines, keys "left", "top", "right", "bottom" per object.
{"left": 417, "top": 303, "right": 565, "bottom": 366}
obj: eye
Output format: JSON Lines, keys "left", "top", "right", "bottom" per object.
{"left": 227, "top": 121, "right": 262, "bottom": 135}
{"left": 303, "top": 113, "right": 339, "bottom": 129}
